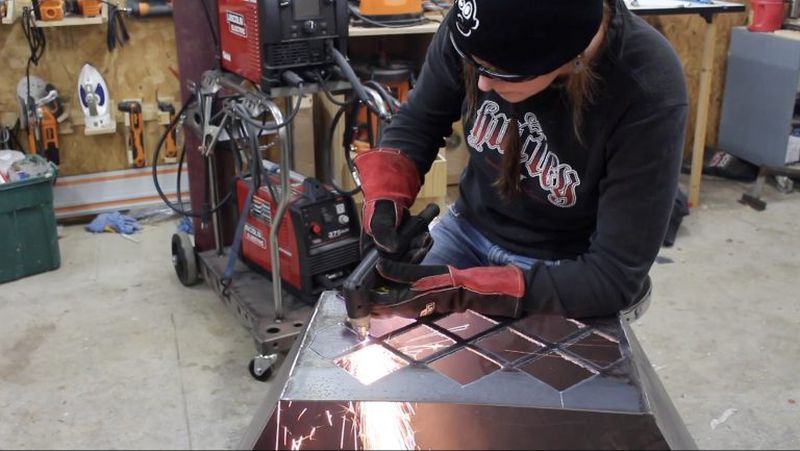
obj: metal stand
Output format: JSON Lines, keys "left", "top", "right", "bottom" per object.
{"left": 197, "top": 249, "right": 313, "bottom": 355}
{"left": 176, "top": 70, "right": 351, "bottom": 379}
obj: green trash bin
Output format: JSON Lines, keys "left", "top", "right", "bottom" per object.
{"left": 0, "top": 158, "right": 60, "bottom": 284}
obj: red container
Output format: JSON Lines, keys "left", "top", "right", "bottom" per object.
{"left": 748, "top": 0, "right": 785, "bottom": 32}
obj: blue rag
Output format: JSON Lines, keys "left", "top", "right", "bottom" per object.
{"left": 86, "top": 212, "right": 141, "bottom": 234}
{"left": 177, "top": 216, "right": 194, "bottom": 234}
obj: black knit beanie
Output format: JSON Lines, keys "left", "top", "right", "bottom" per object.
{"left": 447, "top": 0, "right": 604, "bottom": 77}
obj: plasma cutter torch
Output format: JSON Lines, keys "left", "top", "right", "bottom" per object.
{"left": 343, "top": 203, "right": 440, "bottom": 340}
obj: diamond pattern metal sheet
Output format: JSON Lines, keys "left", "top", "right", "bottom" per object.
{"left": 519, "top": 351, "right": 596, "bottom": 391}
{"left": 475, "top": 327, "right": 545, "bottom": 364}
{"left": 433, "top": 310, "right": 498, "bottom": 340}
{"left": 429, "top": 347, "right": 502, "bottom": 386}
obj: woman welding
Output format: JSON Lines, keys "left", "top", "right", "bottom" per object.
{"left": 353, "top": 0, "right": 688, "bottom": 320}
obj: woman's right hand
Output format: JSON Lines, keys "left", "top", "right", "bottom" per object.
{"left": 353, "top": 148, "right": 421, "bottom": 253}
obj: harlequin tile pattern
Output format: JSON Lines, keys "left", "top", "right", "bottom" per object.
{"left": 336, "top": 310, "right": 618, "bottom": 391}
{"left": 475, "top": 327, "right": 544, "bottom": 363}
{"left": 386, "top": 325, "right": 456, "bottom": 361}
{"left": 429, "top": 347, "right": 502, "bottom": 386}
{"left": 566, "top": 332, "right": 623, "bottom": 368}
{"left": 433, "top": 310, "right": 498, "bottom": 339}
{"left": 520, "top": 352, "right": 596, "bottom": 391}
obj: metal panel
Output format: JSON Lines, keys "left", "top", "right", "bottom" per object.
{"left": 239, "top": 291, "right": 696, "bottom": 449}
{"left": 718, "top": 27, "right": 800, "bottom": 167}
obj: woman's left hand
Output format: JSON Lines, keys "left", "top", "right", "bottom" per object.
{"left": 370, "top": 259, "right": 527, "bottom": 319}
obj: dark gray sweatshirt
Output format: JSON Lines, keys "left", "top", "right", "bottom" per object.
{"left": 380, "top": 1, "right": 688, "bottom": 318}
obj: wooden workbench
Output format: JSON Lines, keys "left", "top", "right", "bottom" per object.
{"left": 625, "top": 0, "right": 746, "bottom": 207}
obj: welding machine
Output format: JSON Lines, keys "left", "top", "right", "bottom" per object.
{"left": 217, "top": 0, "right": 349, "bottom": 90}
{"left": 236, "top": 163, "right": 362, "bottom": 303}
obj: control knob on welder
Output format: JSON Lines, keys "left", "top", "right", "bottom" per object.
{"left": 311, "top": 222, "right": 322, "bottom": 235}
{"left": 302, "top": 20, "right": 317, "bottom": 34}
{"left": 338, "top": 215, "right": 349, "bottom": 225}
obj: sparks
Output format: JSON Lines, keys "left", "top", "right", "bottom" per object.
{"left": 336, "top": 346, "right": 417, "bottom": 450}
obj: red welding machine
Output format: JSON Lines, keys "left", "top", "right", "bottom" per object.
{"left": 218, "top": 0, "right": 349, "bottom": 89}
{"left": 236, "top": 167, "right": 362, "bottom": 303}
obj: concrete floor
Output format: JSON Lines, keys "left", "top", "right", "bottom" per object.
{"left": 0, "top": 175, "right": 798, "bottom": 449}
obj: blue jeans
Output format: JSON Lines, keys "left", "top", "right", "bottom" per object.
{"left": 422, "top": 204, "right": 559, "bottom": 269}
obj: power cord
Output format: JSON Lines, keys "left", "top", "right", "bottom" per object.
{"left": 152, "top": 99, "right": 235, "bottom": 219}
{"left": 106, "top": 2, "right": 130, "bottom": 51}
{"left": 21, "top": 6, "right": 45, "bottom": 154}
{"left": 199, "top": 0, "right": 221, "bottom": 67}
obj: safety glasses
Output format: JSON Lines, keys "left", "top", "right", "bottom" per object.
{"left": 448, "top": 32, "right": 539, "bottom": 83}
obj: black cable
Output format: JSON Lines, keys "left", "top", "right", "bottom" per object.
{"left": 21, "top": 7, "right": 45, "bottom": 155}
{"left": 106, "top": 3, "right": 130, "bottom": 51}
{"left": 229, "top": 86, "right": 306, "bottom": 131}
{"left": 21, "top": 7, "right": 45, "bottom": 66}
{"left": 312, "top": 71, "right": 357, "bottom": 107}
{"left": 152, "top": 99, "right": 234, "bottom": 218}
{"left": 363, "top": 80, "right": 401, "bottom": 113}
{"left": 329, "top": 44, "right": 392, "bottom": 124}
{"left": 199, "top": 0, "right": 219, "bottom": 50}
{"left": 323, "top": 101, "right": 362, "bottom": 196}
{"left": 9, "top": 119, "right": 23, "bottom": 152}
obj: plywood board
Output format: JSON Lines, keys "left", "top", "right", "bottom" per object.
{"left": 0, "top": 13, "right": 181, "bottom": 176}
{"left": 643, "top": 7, "right": 748, "bottom": 155}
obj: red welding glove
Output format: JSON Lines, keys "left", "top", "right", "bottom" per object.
{"left": 371, "top": 260, "right": 527, "bottom": 319}
{"left": 353, "top": 149, "right": 421, "bottom": 254}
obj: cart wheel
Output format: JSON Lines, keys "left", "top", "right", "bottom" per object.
{"left": 249, "top": 358, "right": 273, "bottom": 382}
{"left": 172, "top": 232, "right": 199, "bottom": 286}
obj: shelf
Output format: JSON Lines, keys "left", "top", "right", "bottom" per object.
{"left": 349, "top": 20, "right": 440, "bottom": 37}
{"left": 33, "top": 2, "right": 107, "bottom": 27}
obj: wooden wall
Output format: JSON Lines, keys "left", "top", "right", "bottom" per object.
{"left": 0, "top": 1, "right": 749, "bottom": 178}
{"left": 644, "top": 6, "right": 749, "bottom": 156}
{"left": 0, "top": 3, "right": 180, "bottom": 176}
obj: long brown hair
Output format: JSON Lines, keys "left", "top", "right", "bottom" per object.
{"left": 464, "top": 1, "right": 612, "bottom": 200}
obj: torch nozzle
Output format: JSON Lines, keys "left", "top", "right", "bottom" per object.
{"left": 348, "top": 315, "right": 370, "bottom": 341}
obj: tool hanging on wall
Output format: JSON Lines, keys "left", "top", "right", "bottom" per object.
{"left": 157, "top": 100, "right": 179, "bottom": 163}
{"left": 76, "top": 0, "right": 102, "bottom": 16}
{"left": 123, "top": 0, "right": 172, "bottom": 17}
{"left": 78, "top": 63, "right": 117, "bottom": 135}
{"left": 16, "top": 77, "right": 66, "bottom": 165}
{"left": 0, "top": 124, "right": 22, "bottom": 151}
{"left": 37, "top": 0, "right": 65, "bottom": 21}
{"left": 118, "top": 100, "right": 146, "bottom": 168}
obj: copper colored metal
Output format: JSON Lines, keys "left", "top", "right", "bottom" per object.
{"left": 429, "top": 347, "right": 502, "bottom": 386}
{"left": 475, "top": 327, "right": 545, "bottom": 364}
{"left": 433, "top": 309, "right": 498, "bottom": 340}
{"left": 240, "top": 291, "right": 697, "bottom": 450}
{"left": 566, "top": 331, "right": 624, "bottom": 368}
{"left": 386, "top": 325, "right": 456, "bottom": 361}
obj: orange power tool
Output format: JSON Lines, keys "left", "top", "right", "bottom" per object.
{"left": 118, "top": 101, "right": 146, "bottom": 168}
{"left": 26, "top": 107, "right": 60, "bottom": 164}
{"left": 39, "top": 106, "right": 60, "bottom": 164}
{"left": 157, "top": 100, "right": 178, "bottom": 162}
{"left": 25, "top": 87, "right": 63, "bottom": 165}
{"left": 38, "top": 0, "right": 65, "bottom": 20}
{"left": 125, "top": 0, "right": 172, "bottom": 17}
{"left": 77, "top": 0, "right": 103, "bottom": 17}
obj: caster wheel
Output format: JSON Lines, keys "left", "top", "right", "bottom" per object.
{"left": 172, "top": 232, "right": 199, "bottom": 286}
{"left": 249, "top": 358, "right": 273, "bottom": 382}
